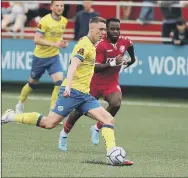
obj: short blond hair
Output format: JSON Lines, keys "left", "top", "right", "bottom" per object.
{"left": 89, "top": 16, "right": 106, "bottom": 24}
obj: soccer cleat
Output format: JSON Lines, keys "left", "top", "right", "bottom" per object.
{"left": 90, "top": 125, "right": 99, "bottom": 145}
{"left": 58, "top": 136, "right": 67, "bottom": 151}
{"left": 123, "top": 159, "right": 134, "bottom": 166}
{"left": 1, "top": 109, "right": 15, "bottom": 124}
{"left": 15, "top": 102, "right": 24, "bottom": 114}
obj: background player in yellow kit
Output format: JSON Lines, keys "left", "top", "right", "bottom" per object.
{"left": 2, "top": 17, "right": 119, "bottom": 159}
{"left": 15, "top": 1, "right": 68, "bottom": 113}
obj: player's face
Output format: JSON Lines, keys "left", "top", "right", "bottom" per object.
{"left": 83, "top": 1, "right": 92, "bottom": 12}
{"left": 92, "top": 22, "right": 106, "bottom": 42}
{"left": 177, "top": 24, "right": 186, "bottom": 32}
{"left": 107, "top": 21, "right": 120, "bottom": 42}
{"left": 51, "top": 1, "right": 64, "bottom": 16}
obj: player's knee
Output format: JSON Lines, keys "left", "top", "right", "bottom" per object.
{"left": 109, "top": 100, "right": 121, "bottom": 110}
{"left": 40, "top": 118, "right": 58, "bottom": 129}
{"left": 28, "top": 82, "right": 37, "bottom": 90}
{"left": 54, "top": 80, "right": 63, "bottom": 86}
{"left": 45, "top": 122, "right": 57, "bottom": 129}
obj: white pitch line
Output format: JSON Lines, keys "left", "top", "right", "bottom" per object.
{"left": 2, "top": 94, "right": 188, "bottom": 109}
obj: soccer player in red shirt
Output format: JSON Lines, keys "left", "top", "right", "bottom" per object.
{"left": 59, "top": 17, "right": 136, "bottom": 164}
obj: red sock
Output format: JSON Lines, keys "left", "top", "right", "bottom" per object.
{"left": 64, "top": 120, "right": 74, "bottom": 134}
{"left": 96, "top": 121, "right": 103, "bottom": 130}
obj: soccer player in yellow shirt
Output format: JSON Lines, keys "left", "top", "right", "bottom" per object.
{"left": 15, "top": 1, "right": 68, "bottom": 113}
{"left": 2, "top": 17, "right": 121, "bottom": 161}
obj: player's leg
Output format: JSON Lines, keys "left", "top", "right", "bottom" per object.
{"left": 87, "top": 108, "right": 116, "bottom": 152}
{"left": 58, "top": 110, "right": 83, "bottom": 151}
{"left": 48, "top": 55, "right": 63, "bottom": 110}
{"left": 2, "top": 109, "right": 63, "bottom": 129}
{"left": 77, "top": 96, "right": 116, "bottom": 152}
{"left": 58, "top": 89, "right": 100, "bottom": 151}
{"left": 15, "top": 78, "right": 38, "bottom": 113}
{"left": 3, "top": 87, "right": 81, "bottom": 128}
{"left": 90, "top": 85, "right": 122, "bottom": 144}
{"left": 95, "top": 90, "right": 122, "bottom": 130}
{"left": 15, "top": 56, "right": 46, "bottom": 113}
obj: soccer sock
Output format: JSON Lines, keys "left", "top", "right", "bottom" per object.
{"left": 101, "top": 125, "right": 116, "bottom": 152}
{"left": 11, "top": 112, "right": 43, "bottom": 126}
{"left": 19, "top": 83, "right": 36, "bottom": 103}
{"left": 63, "top": 120, "right": 74, "bottom": 134}
{"left": 95, "top": 121, "right": 103, "bottom": 130}
{"left": 50, "top": 80, "right": 62, "bottom": 109}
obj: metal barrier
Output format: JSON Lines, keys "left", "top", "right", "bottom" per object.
{"left": 2, "top": 1, "right": 187, "bottom": 42}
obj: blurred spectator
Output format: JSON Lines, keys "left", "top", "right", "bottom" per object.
{"left": 173, "top": 18, "right": 188, "bottom": 45}
{"left": 23, "top": 2, "right": 40, "bottom": 25}
{"left": 63, "top": 4, "right": 70, "bottom": 18}
{"left": 38, "top": 3, "right": 51, "bottom": 18}
{"left": 2, "top": 2, "right": 11, "bottom": 15}
{"left": 121, "top": 0, "right": 132, "bottom": 20}
{"left": 158, "top": 1, "right": 182, "bottom": 44}
{"left": 1, "top": 2, "right": 27, "bottom": 32}
{"left": 137, "top": 1, "right": 156, "bottom": 25}
{"left": 180, "top": 1, "right": 188, "bottom": 7}
{"left": 74, "top": 0, "right": 99, "bottom": 41}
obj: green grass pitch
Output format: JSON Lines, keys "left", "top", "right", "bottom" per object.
{"left": 2, "top": 91, "right": 188, "bottom": 177}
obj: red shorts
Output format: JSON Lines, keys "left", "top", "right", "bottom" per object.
{"left": 90, "top": 84, "right": 121, "bottom": 98}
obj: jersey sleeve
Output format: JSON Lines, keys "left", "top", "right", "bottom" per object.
{"left": 126, "top": 37, "right": 133, "bottom": 47}
{"left": 72, "top": 42, "right": 89, "bottom": 62}
{"left": 95, "top": 43, "right": 106, "bottom": 64}
{"left": 36, "top": 18, "right": 47, "bottom": 34}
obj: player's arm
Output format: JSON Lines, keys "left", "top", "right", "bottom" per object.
{"left": 63, "top": 46, "right": 87, "bottom": 97}
{"left": 94, "top": 44, "right": 123, "bottom": 73}
{"left": 126, "top": 44, "right": 136, "bottom": 66}
{"left": 34, "top": 20, "right": 67, "bottom": 48}
{"left": 95, "top": 54, "right": 124, "bottom": 72}
{"left": 65, "top": 57, "right": 82, "bottom": 89}
{"left": 122, "top": 40, "right": 136, "bottom": 69}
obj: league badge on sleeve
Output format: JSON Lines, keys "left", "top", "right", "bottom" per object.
{"left": 77, "top": 48, "right": 84, "bottom": 55}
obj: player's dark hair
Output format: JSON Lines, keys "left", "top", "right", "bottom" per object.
{"left": 89, "top": 16, "right": 106, "bottom": 24}
{"left": 106, "top": 17, "right": 120, "bottom": 27}
{"left": 51, "top": 0, "right": 60, "bottom": 4}
{"left": 176, "top": 18, "right": 185, "bottom": 25}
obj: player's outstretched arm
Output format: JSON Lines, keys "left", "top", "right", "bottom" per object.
{"left": 63, "top": 57, "right": 81, "bottom": 97}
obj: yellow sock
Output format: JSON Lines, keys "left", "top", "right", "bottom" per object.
{"left": 50, "top": 86, "right": 60, "bottom": 109}
{"left": 15, "top": 112, "right": 43, "bottom": 126}
{"left": 101, "top": 125, "right": 116, "bottom": 152}
{"left": 19, "top": 83, "right": 33, "bottom": 103}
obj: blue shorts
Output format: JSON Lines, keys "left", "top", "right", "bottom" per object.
{"left": 30, "top": 55, "right": 62, "bottom": 80}
{"left": 51, "top": 86, "right": 101, "bottom": 117}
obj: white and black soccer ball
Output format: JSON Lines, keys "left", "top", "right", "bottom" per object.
{"left": 107, "top": 146, "right": 126, "bottom": 166}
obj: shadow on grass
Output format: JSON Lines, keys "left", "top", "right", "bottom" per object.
{"left": 82, "top": 160, "right": 107, "bottom": 165}
{"left": 82, "top": 160, "right": 127, "bottom": 167}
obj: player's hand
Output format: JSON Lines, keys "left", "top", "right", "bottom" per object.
{"left": 116, "top": 54, "right": 124, "bottom": 65}
{"left": 53, "top": 40, "right": 68, "bottom": 48}
{"left": 60, "top": 40, "right": 68, "bottom": 48}
{"left": 109, "top": 55, "right": 124, "bottom": 67}
{"left": 123, "top": 57, "right": 136, "bottom": 69}
{"left": 174, "top": 40, "right": 181, "bottom": 45}
{"left": 63, "top": 86, "right": 71, "bottom": 98}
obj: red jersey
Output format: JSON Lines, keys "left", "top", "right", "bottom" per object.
{"left": 91, "top": 36, "right": 132, "bottom": 86}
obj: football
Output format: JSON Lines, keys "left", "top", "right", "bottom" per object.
{"left": 107, "top": 146, "right": 126, "bottom": 166}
